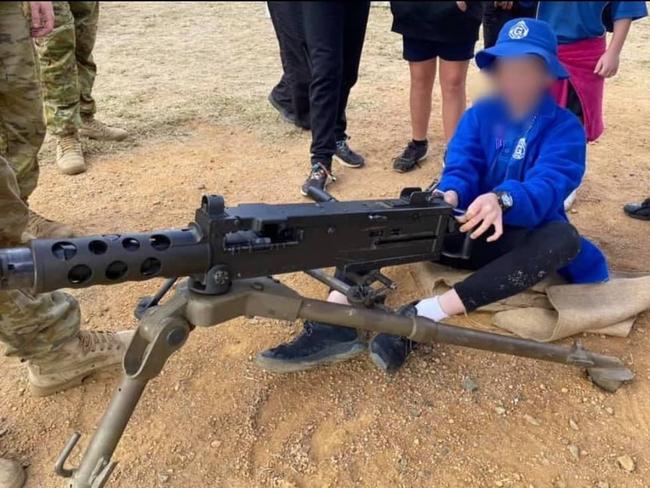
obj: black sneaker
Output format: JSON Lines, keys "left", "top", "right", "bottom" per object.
{"left": 624, "top": 198, "right": 650, "bottom": 221}
{"left": 255, "top": 321, "right": 365, "bottom": 373}
{"left": 393, "top": 140, "right": 429, "bottom": 173}
{"left": 334, "top": 138, "right": 365, "bottom": 168}
{"left": 368, "top": 302, "right": 418, "bottom": 373}
{"left": 301, "top": 162, "right": 335, "bottom": 197}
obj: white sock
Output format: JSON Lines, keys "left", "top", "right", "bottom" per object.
{"left": 415, "top": 296, "right": 449, "bottom": 322}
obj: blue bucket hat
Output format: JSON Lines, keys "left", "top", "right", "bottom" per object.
{"left": 475, "top": 18, "right": 569, "bottom": 79}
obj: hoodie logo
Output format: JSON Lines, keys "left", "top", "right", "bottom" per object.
{"left": 513, "top": 137, "right": 527, "bottom": 160}
{"left": 508, "top": 20, "right": 529, "bottom": 40}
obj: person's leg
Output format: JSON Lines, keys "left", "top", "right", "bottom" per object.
{"left": 268, "top": 2, "right": 310, "bottom": 129}
{"left": 36, "top": 1, "right": 79, "bottom": 139}
{"left": 0, "top": 155, "right": 131, "bottom": 396}
{"left": 73, "top": 1, "right": 127, "bottom": 142}
{"left": 333, "top": 1, "right": 369, "bottom": 141}
{"left": 392, "top": 37, "right": 438, "bottom": 173}
{"left": 35, "top": 1, "right": 87, "bottom": 175}
{"left": 299, "top": 2, "right": 346, "bottom": 196}
{"left": 268, "top": 2, "right": 300, "bottom": 120}
{"left": 482, "top": 1, "right": 507, "bottom": 49}
{"left": 0, "top": 3, "right": 44, "bottom": 201}
{"left": 0, "top": 3, "right": 74, "bottom": 239}
{"left": 370, "top": 222, "right": 582, "bottom": 371}
{"left": 69, "top": 1, "right": 98, "bottom": 120}
{"left": 331, "top": 1, "right": 369, "bottom": 169}
{"left": 409, "top": 60, "right": 437, "bottom": 141}
{"left": 438, "top": 58, "right": 470, "bottom": 142}
{"left": 302, "top": 2, "right": 345, "bottom": 169}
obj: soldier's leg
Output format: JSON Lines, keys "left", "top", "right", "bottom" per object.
{"left": 72, "top": 1, "right": 128, "bottom": 142}
{"left": 0, "top": 156, "right": 131, "bottom": 396}
{"left": 0, "top": 3, "right": 74, "bottom": 239}
{"left": 34, "top": 1, "right": 87, "bottom": 175}
{"left": 35, "top": 1, "right": 79, "bottom": 138}
{"left": 0, "top": 2, "right": 44, "bottom": 200}
{"left": 69, "top": 1, "right": 98, "bottom": 118}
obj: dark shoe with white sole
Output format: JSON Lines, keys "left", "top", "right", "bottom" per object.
{"left": 301, "top": 162, "right": 335, "bottom": 197}
{"left": 334, "top": 138, "right": 365, "bottom": 168}
{"left": 369, "top": 302, "right": 418, "bottom": 373}
{"left": 624, "top": 198, "right": 650, "bottom": 221}
{"left": 255, "top": 321, "right": 365, "bottom": 373}
{"left": 393, "top": 140, "right": 429, "bottom": 173}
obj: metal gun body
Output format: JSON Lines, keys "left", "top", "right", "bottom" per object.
{"left": 0, "top": 188, "right": 453, "bottom": 295}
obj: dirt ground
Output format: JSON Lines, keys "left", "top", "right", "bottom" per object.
{"left": 1, "top": 3, "right": 649, "bottom": 487}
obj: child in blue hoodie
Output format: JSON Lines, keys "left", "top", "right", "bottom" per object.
{"left": 256, "top": 19, "right": 610, "bottom": 375}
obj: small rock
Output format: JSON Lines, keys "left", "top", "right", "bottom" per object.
{"left": 567, "top": 444, "right": 580, "bottom": 461}
{"left": 159, "top": 474, "right": 170, "bottom": 483}
{"left": 495, "top": 481, "right": 504, "bottom": 487}
{"left": 524, "top": 414, "right": 541, "bottom": 426}
{"left": 560, "top": 387, "right": 569, "bottom": 394}
{"left": 495, "top": 406, "right": 507, "bottom": 416}
{"left": 616, "top": 454, "right": 635, "bottom": 472}
{"left": 210, "top": 440, "right": 222, "bottom": 449}
{"left": 605, "top": 407, "right": 614, "bottom": 415}
{"left": 569, "top": 419, "right": 579, "bottom": 431}
{"left": 462, "top": 376, "right": 479, "bottom": 392}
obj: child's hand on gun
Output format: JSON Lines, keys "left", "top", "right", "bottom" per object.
{"left": 458, "top": 193, "right": 503, "bottom": 242}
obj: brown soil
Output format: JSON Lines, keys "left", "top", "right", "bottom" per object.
{"left": 1, "top": 3, "right": 649, "bottom": 488}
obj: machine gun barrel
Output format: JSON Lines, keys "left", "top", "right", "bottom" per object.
{"left": 0, "top": 189, "right": 454, "bottom": 294}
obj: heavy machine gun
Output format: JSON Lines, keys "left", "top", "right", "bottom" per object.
{"left": 0, "top": 188, "right": 634, "bottom": 488}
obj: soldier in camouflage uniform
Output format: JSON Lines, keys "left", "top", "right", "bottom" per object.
{"left": 0, "top": 153, "right": 132, "bottom": 488}
{"left": 36, "top": 1, "right": 127, "bottom": 176}
{"left": 0, "top": 3, "right": 131, "bottom": 486}
{"left": 0, "top": 0, "right": 73, "bottom": 239}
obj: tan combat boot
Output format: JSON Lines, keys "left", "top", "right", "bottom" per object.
{"left": 56, "top": 134, "right": 87, "bottom": 175}
{"left": 25, "top": 208, "right": 75, "bottom": 239}
{"left": 27, "top": 330, "right": 133, "bottom": 397}
{"left": 79, "top": 116, "right": 128, "bottom": 141}
{"left": 0, "top": 459, "right": 25, "bottom": 488}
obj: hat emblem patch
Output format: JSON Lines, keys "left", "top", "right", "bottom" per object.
{"left": 508, "top": 20, "right": 529, "bottom": 40}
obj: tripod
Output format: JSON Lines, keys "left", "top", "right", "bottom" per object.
{"left": 54, "top": 270, "right": 633, "bottom": 488}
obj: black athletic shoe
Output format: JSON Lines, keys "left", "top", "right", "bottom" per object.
{"left": 301, "top": 162, "right": 335, "bottom": 197}
{"left": 393, "top": 140, "right": 429, "bottom": 173}
{"left": 624, "top": 198, "right": 650, "bottom": 221}
{"left": 369, "top": 302, "right": 418, "bottom": 373}
{"left": 334, "top": 138, "right": 365, "bottom": 168}
{"left": 255, "top": 321, "right": 365, "bottom": 373}
{"left": 268, "top": 93, "right": 310, "bottom": 130}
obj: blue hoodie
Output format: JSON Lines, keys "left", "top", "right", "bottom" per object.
{"left": 437, "top": 93, "right": 609, "bottom": 284}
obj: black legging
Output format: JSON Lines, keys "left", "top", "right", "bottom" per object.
{"left": 335, "top": 221, "right": 580, "bottom": 313}
{"left": 439, "top": 221, "right": 581, "bottom": 311}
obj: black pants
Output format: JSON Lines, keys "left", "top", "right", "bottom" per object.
{"left": 301, "top": 1, "right": 370, "bottom": 167}
{"left": 439, "top": 221, "right": 580, "bottom": 311}
{"left": 268, "top": 2, "right": 311, "bottom": 128}
{"left": 335, "top": 221, "right": 580, "bottom": 315}
{"left": 482, "top": 1, "right": 538, "bottom": 48}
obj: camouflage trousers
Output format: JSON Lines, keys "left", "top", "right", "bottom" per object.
{"left": 0, "top": 156, "right": 79, "bottom": 360}
{"left": 0, "top": 1, "right": 44, "bottom": 200}
{"left": 36, "top": 1, "right": 99, "bottom": 137}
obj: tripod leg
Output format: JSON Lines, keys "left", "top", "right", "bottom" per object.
{"left": 56, "top": 293, "right": 192, "bottom": 488}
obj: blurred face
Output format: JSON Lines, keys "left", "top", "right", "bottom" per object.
{"left": 491, "top": 56, "right": 554, "bottom": 116}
